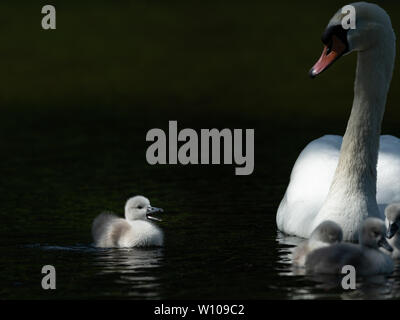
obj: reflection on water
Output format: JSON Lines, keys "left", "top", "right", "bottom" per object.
{"left": 92, "top": 247, "right": 163, "bottom": 298}
{"left": 26, "top": 243, "right": 99, "bottom": 253}
{"left": 275, "top": 231, "right": 303, "bottom": 275}
{"left": 4, "top": 106, "right": 400, "bottom": 299}
{"left": 20, "top": 244, "right": 164, "bottom": 299}
{"left": 5, "top": 228, "right": 400, "bottom": 299}
{"left": 275, "top": 232, "right": 400, "bottom": 299}
{"left": 93, "top": 247, "right": 163, "bottom": 274}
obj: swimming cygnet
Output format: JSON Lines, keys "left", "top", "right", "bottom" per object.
{"left": 292, "top": 220, "right": 343, "bottom": 267}
{"left": 92, "top": 196, "right": 164, "bottom": 248}
{"left": 385, "top": 203, "right": 400, "bottom": 258}
{"left": 305, "top": 218, "right": 394, "bottom": 276}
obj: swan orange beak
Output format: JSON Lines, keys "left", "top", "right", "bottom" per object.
{"left": 309, "top": 35, "right": 347, "bottom": 78}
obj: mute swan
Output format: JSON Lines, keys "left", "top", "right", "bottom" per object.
{"left": 293, "top": 220, "right": 343, "bottom": 267}
{"left": 305, "top": 218, "right": 394, "bottom": 275}
{"left": 385, "top": 203, "right": 400, "bottom": 258}
{"left": 92, "top": 196, "right": 164, "bottom": 248}
{"left": 277, "top": 2, "right": 400, "bottom": 241}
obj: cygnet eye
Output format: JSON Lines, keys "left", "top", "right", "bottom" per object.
{"left": 137, "top": 205, "right": 144, "bottom": 209}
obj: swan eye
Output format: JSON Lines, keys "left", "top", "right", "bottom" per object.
{"left": 137, "top": 205, "right": 143, "bottom": 209}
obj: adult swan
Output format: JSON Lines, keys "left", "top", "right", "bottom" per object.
{"left": 276, "top": 2, "right": 400, "bottom": 241}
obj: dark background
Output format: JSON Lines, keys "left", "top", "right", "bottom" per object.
{"left": 1, "top": 0, "right": 400, "bottom": 299}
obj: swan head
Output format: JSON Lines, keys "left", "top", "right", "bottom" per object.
{"left": 310, "top": 220, "right": 343, "bottom": 244}
{"left": 124, "top": 196, "right": 164, "bottom": 222}
{"left": 385, "top": 203, "right": 400, "bottom": 239}
{"left": 359, "top": 218, "right": 393, "bottom": 252}
{"left": 310, "top": 2, "right": 394, "bottom": 78}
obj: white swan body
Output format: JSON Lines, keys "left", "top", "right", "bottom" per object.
{"left": 292, "top": 220, "right": 343, "bottom": 267}
{"left": 277, "top": 2, "right": 400, "bottom": 240}
{"left": 278, "top": 135, "right": 400, "bottom": 239}
{"left": 305, "top": 218, "right": 394, "bottom": 275}
{"left": 92, "top": 196, "right": 164, "bottom": 248}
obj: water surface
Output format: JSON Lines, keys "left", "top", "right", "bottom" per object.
{"left": 1, "top": 106, "right": 400, "bottom": 300}
{"left": 2, "top": 0, "right": 400, "bottom": 300}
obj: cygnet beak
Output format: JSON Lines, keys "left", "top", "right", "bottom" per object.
{"left": 378, "top": 236, "right": 393, "bottom": 252}
{"left": 146, "top": 206, "right": 164, "bottom": 222}
{"left": 387, "top": 222, "right": 399, "bottom": 239}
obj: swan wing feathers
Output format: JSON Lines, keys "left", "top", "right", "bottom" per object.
{"left": 277, "top": 135, "right": 400, "bottom": 237}
{"left": 377, "top": 135, "right": 400, "bottom": 206}
{"left": 92, "top": 212, "right": 130, "bottom": 247}
{"left": 277, "top": 135, "right": 342, "bottom": 237}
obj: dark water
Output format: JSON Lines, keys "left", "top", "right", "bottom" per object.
{"left": 1, "top": 106, "right": 400, "bottom": 300}
{"left": 2, "top": 0, "right": 400, "bottom": 300}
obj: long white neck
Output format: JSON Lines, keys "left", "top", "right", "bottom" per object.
{"left": 333, "top": 41, "right": 395, "bottom": 199}
{"left": 316, "top": 30, "right": 395, "bottom": 241}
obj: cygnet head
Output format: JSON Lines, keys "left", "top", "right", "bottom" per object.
{"left": 359, "top": 218, "right": 393, "bottom": 252}
{"left": 385, "top": 203, "right": 400, "bottom": 239}
{"left": 124, "top": 196, "right": 163, "bottom": 222}
{"left": 310, "top": 2, "right": 395, "bottom": 78}
{"left": 310, "top": 220, "right": 343, "bottom": 244}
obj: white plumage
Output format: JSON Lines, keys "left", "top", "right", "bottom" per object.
{"left": 92, "top": 196, "right": 164, "bottom": 248}
{"left": 278, "top": 135, "right": 400, "bottom": 238}
{"left": 277, "top": 2, "right": 400, "bottom": 240}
